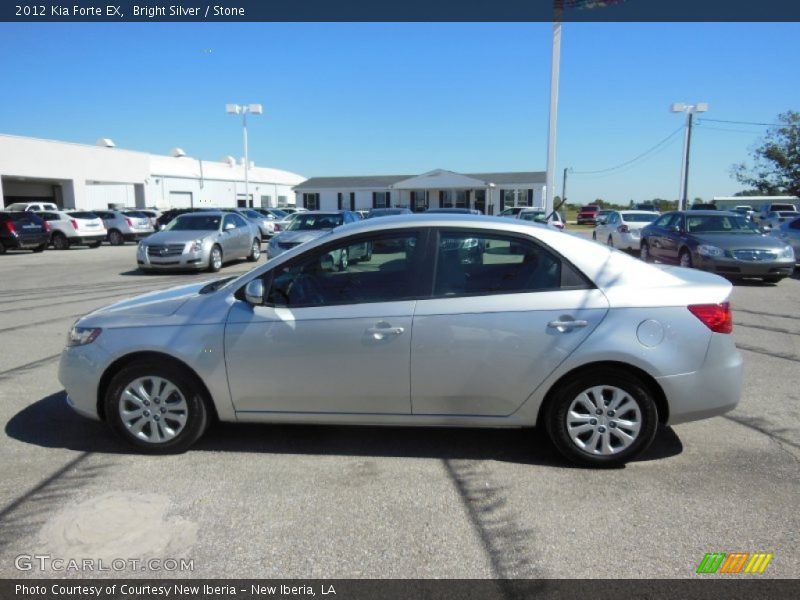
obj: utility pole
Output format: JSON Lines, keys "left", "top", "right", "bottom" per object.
{"left": 545, "top": 0, "right": 564, "bottom": 216}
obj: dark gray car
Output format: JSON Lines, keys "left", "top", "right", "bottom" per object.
{"left": 267, "top": 210, "right": 363, "bottom": 263}
{"left": 640, "top": 210, "right": 795, "bottom": 283}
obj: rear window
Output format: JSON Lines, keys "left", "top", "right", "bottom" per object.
{"left": 122, "top": 211, "right": 148, "bottom": 218}
{"left": 94, "top": 211, "right": 114, "bottom": 219}
{"left": 769, "top": 204, "right": 797, "bottom": 212}
{"left": 8, "top": 212, "right": 43, "bottom": 224}
{"left": 621, "top": 213, "right": 659, "bottom": 223}
{"left": 68, "top": 211, "right": 99, "bottom": 219}
{"left": 580, "top": 206, "right": 598, "bottom": 211}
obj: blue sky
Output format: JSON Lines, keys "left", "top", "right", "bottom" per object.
{"left": 0, "top": 22, "right": 797, "bottom": 203}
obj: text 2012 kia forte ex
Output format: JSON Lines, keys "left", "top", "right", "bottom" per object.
{"left": 59, "top": 214, "right": 742, "bottom": 467}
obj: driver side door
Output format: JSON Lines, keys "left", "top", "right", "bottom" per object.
{"left": 224, "top": 228, "right": 427, "bottom": 415}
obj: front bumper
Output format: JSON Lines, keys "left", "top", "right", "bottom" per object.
{"left": 58, "top": 343, "right": 110, "bottom": 421}
{"left": 694, "top": 254, "right": 795, "bottom": 278}
{"left": 138, "top": 248, "right": 209, "bottom": 271}
{"left": 617, "top": 232, "right": 642, "bottom": 250}
{"left": 125, "top": 231, "right": 153, "bottom": 241}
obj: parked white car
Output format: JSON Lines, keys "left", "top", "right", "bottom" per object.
{"left": 93, "top": 209, "right": 154, "bottom": 245}
{"left": 5, "top": 201, "right": 58, "bottom": 212}
{"left": 516, "top": 208, "right": 565, "bottom": 230}
{"left": 593, "top": 210, "right": 660, "bottom": 251}
{"left": 36, "top": 210, "right": 107, "bottom": 249}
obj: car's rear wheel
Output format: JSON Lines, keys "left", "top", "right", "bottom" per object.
{"left": 544, "top": 368, "right": 658, "bottom": 467}
{"left": 33, "top": 244, "right": 46, "bottom": 253}
{"left": 104, "top": 361, "right": 209, "bottom": 454}
{"left": 108, "top": 229, "right": 124, "bottom": 246}
{"left": 679, "top": 248, "right": 693, "bottom": 268}
{"left": 52, "top": 232, "right": 70, "bottom": 250}
{"left": 607, "top": 235, "right": 614, "bottom": 248}
{"left": 208, "top": 245, "right": 222, "bottom": 272}
{"left": 247, "top": 238, "right": 261, "bottom": 262}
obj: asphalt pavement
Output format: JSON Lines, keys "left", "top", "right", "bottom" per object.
{"left": 0, "top": 239, "right": 797, "bottom": 579}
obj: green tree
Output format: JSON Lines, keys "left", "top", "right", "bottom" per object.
{"left": 732, "top": 110, "right": 800, "bottom": 197}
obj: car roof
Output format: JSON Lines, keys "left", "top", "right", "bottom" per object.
{"left": 619, "top": 210, "right": 659, "bottom": 215}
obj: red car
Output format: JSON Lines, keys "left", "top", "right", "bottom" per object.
{"left": 577, "top": 205, "right": 600, "bottom": 225}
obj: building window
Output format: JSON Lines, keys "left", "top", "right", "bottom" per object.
{"left": 372, "top": 191, "right": 390, "bottom": 208}
{"left": 455, "top": 191, "right": 468, "bottom": 208}
{"left": 411, "top": 190, "right": 428, "bottom": 213}
{"left": 474, "top": 190, "right": 486, "bottom": 214}
{"left": 503, "top": 189, "right": 533, "bottom": 208}
{"left": 261, "top": 195, "right": 272, "bottom": 208}
{"left": 440, "top": 190, "right": 453, "bottom": 208}
{"left": 349, "top": 192, "right": 356, "bottom": 211}
{"left": 277, "top": 195, "right": 288, "bottom": 207}
{"left": 302, "top": 193, "right": 320, "bottom": 210}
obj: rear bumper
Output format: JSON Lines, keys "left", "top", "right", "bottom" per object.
{"left": 70, "top": 234, "right": 106, "bottom": 244}
{"left": 5, "top": 233, "right": 49, "bottom": 249}
{"left": 657, "top": 334, "right": 743, "bottom": 425}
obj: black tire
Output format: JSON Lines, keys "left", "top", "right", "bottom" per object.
{"left": 0, "top": 241, "right": 5, "bottom": 254}
{"left": 52, "top": 232, "right": 70, "bottom": 250}
{"left": 89, "top": 241, "right": 102, "bottom": 248}
{"left": 763, "top": 275, "right": 782, "bottom": 284}
{"left": 208, "top": 245, "right": 222, "bottom": 272}
{"left": 607, "top": 235, "right": 614, "bottom": 248}
{"left": 32, "top": 244, "right": 46, "bottom": 253}
{"left": 362, "top": 244, "right": 373, "bottom": 262}
{"left": 544, "top": 368, "right": 659, "bottom": 468}
{"left": 592, "top": 231, "right": 597, "bottom": 241}
{"left": 338, "top": 248, "right": 349, "bottom": 271}
{"left": 640, "top": 241, "right": 652, "bottom": 263}
{"left": 247, "top": 238, "right": 261, "bottom": 262}
{"left": 108, "top": 229, "right": 124, "bottom": 246}
{"left": 679, "top": 248, "right": 693, "bottom": 268}
{"left": 104, "top": 360, "right": 209, "bottom": 454}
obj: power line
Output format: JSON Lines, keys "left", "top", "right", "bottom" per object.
{"left": 571, "top": 125, "right": 684, "bottom": 175}
{"left": 695, "top": 124, "right": 767, "bottom": 135}
{"left": 697, "top": 118, "right": 781, "bottom": 127}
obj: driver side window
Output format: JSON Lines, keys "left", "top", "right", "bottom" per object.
{"left": 266, "top": 231, "right": 422, "bottom": 307}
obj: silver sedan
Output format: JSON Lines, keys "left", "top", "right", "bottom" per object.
{"left": 61, "top": 214, "right": 742, "bottom": 467}
{"left": 136, "top": 211, "right": 261, "bottom": 273}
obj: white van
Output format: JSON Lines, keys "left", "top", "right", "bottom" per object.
{"left": 5, "top": 202, "right": 59, "bottom": 212}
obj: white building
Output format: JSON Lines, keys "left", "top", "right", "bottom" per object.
{"left": 0, "top": 133, "right": 305, "bottom": 211}
{"left": 294, "top": 169, "right": 546, "bottom": 215}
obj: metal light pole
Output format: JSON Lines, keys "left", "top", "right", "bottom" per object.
{"left": 226, "top": 103, "right": 263, "bottom": 207}
{"left": 670, "top": 102, "right": 708, "bottom": 211}
{"left": 545, "top": 1, "right": 564, "bottom": 216}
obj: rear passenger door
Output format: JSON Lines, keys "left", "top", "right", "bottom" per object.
{"left": 410, "top": 229, "right": 609, "bottom": 417}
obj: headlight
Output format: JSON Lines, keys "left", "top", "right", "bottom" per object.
{"left": 137, "top": 242, "right": 146, "bottom": 255}
{"left": 697, "top": 244, "right": 724, "bottom": 257}
{"left": 67, "top": 326, "right": 102, "bottom": 347}
{"left": 779, "top": 245, "right": 795, "bottom": 260}
{"left": 189, "top": 240, "right": 202, "bottom": 253}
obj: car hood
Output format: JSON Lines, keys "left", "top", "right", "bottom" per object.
{"left": 78, "top": 281, "right": 213, "bottom": 328}
{"left": 691, "top": 232, "right": 787, "bottom": 250}
{"left": 143, "top": 230, "right": 216, "bottom": 245}
{"left": 274, "top": 229, "right": 330, "bottom": 244}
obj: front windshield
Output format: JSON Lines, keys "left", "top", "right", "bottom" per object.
{"left": 240, "top": 209, "right": 262, "bottom": 219}
{"left": 686, "top": 214, "right": 759, "bottom": 234}
{"left": 166, "top": 215, "right": 221, "bottom": 231}
{"left": 622, "top": 213, "right": 659, "bottom": 223}
{"left": 271, "top": 209, "right": 288, "bottom": 218}
{"left": 286, "top": 214, "right": 343, "bottom": 231}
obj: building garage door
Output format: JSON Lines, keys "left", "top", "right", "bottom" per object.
{"left": 169, "top": 191, "right": 193, "bottom": 208}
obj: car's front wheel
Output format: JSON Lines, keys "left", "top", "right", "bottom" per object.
{"left": 544, "top": 368, "right": 658, "bottom": 467}
{"left": 208, "top": 245, "right": 222, "bottom": 272}
{"left": 104, "top": 361, "right": 209, "bottom": 453}
{"left": 108, "top": 229, "right": 124, "bottom": 246}
{"left": 679, "top": 248, "right": 693, "bottom": 268}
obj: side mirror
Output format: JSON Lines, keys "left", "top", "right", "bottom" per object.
{"left": 244, "top": 279, "right": 264, "bottom": 305}
{"left": 761, "top": 225, "right": 772, "bottom": 233}
{"left": 225, "top": 222, "right": 236, "bottom": 231}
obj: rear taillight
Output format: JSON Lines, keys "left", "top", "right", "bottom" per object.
{"left": 274, "top": 224, "right": 282, "bottom": 231}
{"left": 5, "top": 221, "right": 16, "bottom": 234}
{"left": 70, "top": 219, "right": 78, "bottom": 230}
{"left": 125, "top": 218, "right": 133, "bottom": 227}
{"left": 44, "top": 221, "right": 51, "bottom": 233}
{"left": 617, "top": 225, "right": 629, "bottom": 233}
{"left": 688, "top": 302, "right": 733, "bottom": 334}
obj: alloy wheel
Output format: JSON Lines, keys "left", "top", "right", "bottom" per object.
{"left": 566, "top": 385, "right": 642, "bottom": 456}
{"left": 118, "top": 376, "right": 188, "bottom": 443}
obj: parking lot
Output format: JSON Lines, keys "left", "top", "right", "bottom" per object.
{"left": 0, "top": 239, "right": 798, "bottom": 579}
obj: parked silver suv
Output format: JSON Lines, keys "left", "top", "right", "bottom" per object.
{"left": 36, "top": 210, "right": 107, "bottom": 249}
{"left": 94, "top": 210, "right": 154, "bottom": 245}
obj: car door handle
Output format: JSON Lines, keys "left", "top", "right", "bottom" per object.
{"left": 366, "top": 325, "right": 405, "bottom": 339}
{"left": 547, "top": 318, "right": 588, "bottom": 331}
